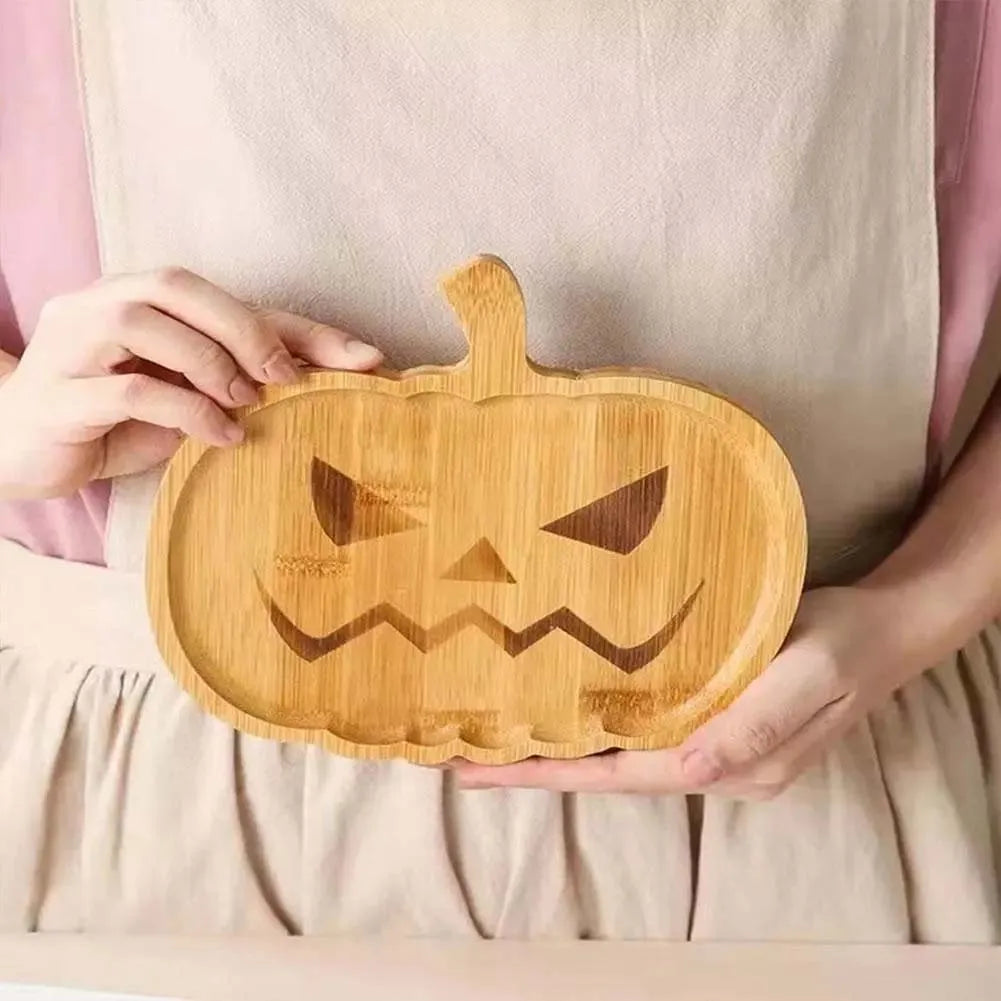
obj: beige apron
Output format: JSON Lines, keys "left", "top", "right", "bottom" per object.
{"left": 1, "top": 0, "right": 999, "bottom": 939}
{"left": 76, "top": 0, "right": 941, "bottom": 583}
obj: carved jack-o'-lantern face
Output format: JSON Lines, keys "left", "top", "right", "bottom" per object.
{"left": 147, "top": 257, "right": 806, "bottom": 764}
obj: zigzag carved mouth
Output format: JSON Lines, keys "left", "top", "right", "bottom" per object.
{"left": 257, "top": 580, "right": 704, "bottom": 674}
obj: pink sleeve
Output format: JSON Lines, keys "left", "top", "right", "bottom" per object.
{"left": 0, "top": 0, "right": 109, "bottom": 566}
{"left": 931, "top": 0, "right": 1001, "bottom": 458}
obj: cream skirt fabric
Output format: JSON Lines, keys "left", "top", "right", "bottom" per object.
{"left": 1, "top": 537, "right": 999, "bottom": 940}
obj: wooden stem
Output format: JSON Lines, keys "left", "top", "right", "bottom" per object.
{"left": 440, "top": 255, "right": 528, "bottom": 398}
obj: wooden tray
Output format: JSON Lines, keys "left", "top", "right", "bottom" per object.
{"left": 146, "top": 256, "right": 807, "bottom": 764}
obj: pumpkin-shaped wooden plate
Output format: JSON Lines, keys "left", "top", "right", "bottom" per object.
{"left": 147, "top": 256, "right": 807, "bottom": 764}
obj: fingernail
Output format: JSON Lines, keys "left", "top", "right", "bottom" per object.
{"left": 681, "top": 749, "right": 724, "bottom": 786}
{"left": 458, "top": 780, "right": 497, "bottom": 791}
{"left": 453, "top": 768, "right": 492, "bottom": 789}
{"left": 262, "top": 350, "right": 300, "bottom": 384}
{"left": 229, "top": 375, "right": 259, "bottom": 406}
{"left": 223, "top": 422, "right": 245, "bottom": 444}
{"left": 344, "top": 339, "right": 384, "bottom": 366}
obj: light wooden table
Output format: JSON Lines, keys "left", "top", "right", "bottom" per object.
{"left": 1, "top": 939, "right": 999, "bottom": 1001}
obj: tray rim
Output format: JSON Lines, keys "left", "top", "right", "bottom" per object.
{"left": 146, "top": 358, "right": 808, "bottom": 764}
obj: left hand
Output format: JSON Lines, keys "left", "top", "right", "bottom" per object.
{"left": 452, "top": 585, "right": 921, "bottom": 800}
{"left": 0, "top": 268, "right": 384, "bottom": 499}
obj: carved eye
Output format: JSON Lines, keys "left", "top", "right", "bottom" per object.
{"left": 311, "top": 458, "right": 422, "bottom": 546}
{"left": 541, "top": 467, "right": 668, "bottom": 554}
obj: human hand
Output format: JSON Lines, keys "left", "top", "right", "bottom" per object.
{"left": 0, "top": 268, "right": 382, "bottom": 499}
{"left": 452, "top": 586, "right": 922, "bottom": 799}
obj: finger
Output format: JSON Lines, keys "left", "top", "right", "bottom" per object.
{"left": 710, "top": 692, "right": 856, "bottom": 800}
{"left": 261, "top": 310, "right": 383, "bottom": 370}
{"left": 458, "top": 691, "right": 852, "bottom": 799}
{"left": 453, "top": 750, "right": 687, "bottom": 795}
{"left": 52, "top": 373, "right": 243, "bottom": 448}
{"left": 108, "top": 303, "right": 258, "bottom": 408}
{"left": 95, "top": 421, "right": 184, "bottom": 479}
{"left": 0, "top": 348, "right": 17, "bottom": 380}
{"left": 677, "top": 645, "right": 844, "bottom": 784}
{"left": 101, "top": 268, "right": 300, "bottom": 385}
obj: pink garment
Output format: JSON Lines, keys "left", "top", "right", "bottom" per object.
{"left": 1, "top": 0, "right": 1000, "bottom": 567}
{"left": 933, "top": 0, "right": 1001, "bottom": 454}
{"left": 0, "top": 0, "right": 108, "bottom": 564}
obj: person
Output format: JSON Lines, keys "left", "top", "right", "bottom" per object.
{"left": 1, "top": 0, "right": 999, "bottom": 939}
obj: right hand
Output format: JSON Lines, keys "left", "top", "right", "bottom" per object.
{"left": 0, "top": 267, "right": 383, "bottom": 500}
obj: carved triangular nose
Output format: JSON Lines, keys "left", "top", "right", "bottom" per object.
{"left": 442, "top": 538, "right": 516, "bottom": 583}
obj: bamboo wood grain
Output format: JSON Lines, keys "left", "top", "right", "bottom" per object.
{"left": 146, "top": 256, "right": 807, "bottom": 764}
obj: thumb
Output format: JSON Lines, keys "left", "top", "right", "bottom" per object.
{"left": 678, "top": 644, "right": 841, "bottom": 783}
{"left": 96, "top": 421, "right": 183, "bottom": 479}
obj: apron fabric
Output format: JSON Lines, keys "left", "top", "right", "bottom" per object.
{"left": 3, "top": 0, "right": 1000, "bottom": 938}
{"left": 75, "top": 0, "right": 941, "bottom": 584}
